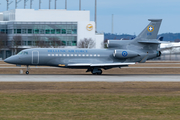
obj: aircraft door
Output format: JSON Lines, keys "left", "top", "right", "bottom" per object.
{"left": 32, "top": 51, "right": 39, "bottom": 64}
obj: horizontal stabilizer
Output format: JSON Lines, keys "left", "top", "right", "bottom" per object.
{"left": 68, "top": 63, "right": 135, "bottom": 67}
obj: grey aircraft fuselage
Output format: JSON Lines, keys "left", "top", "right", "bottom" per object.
{"left": 4, "top": 19, "right": 163, "bottom": 75}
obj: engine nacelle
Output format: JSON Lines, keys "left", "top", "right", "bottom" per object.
{"left": 113, "top": 50, "right": 139, "bottom": 59}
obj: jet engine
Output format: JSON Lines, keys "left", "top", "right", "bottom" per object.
{"left": 113, "top": 50, "right": 139, "bottom": 59}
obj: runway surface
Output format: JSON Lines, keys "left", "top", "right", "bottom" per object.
{"left": 0, "top": 74, "right": 180, "bottom": 82}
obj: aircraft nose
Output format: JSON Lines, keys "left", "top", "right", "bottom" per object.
{"left": 4, "top": 57, "right": 15, "bottom": 64}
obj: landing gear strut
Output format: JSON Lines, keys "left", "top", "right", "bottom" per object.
{"left": 26, "top": 65, "right": 30, "bottom": 75}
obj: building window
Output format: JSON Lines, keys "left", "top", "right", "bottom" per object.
{"left": 62, "top": 29, "right": 66, "bottom": 34}
{"left": 51, "top": 29, "right": 55, "bottom": 34}
{"left": 90, "top": 54, "right": 92, "bottom": 57}
{"left": 71, "top": 54, "right": 73, "bottom": 56}
{"left": 34, "top": 29, "right": 39, "bottom": 34}
{"left": 48, "top": 54, "right": 50, "bottom": 56}
{"left": 52, "top": 54, "right": 54, "bottom": 56}
{"left": 28, "top": 41, "right": 32, "bottom": 45}
{"left": 22, "top": 29, "right": 26, "bottom": 34}
{"left": 14, "top": 29, "right": 17, "bottom": 34}
{"left": 78, "top": 54, "right": 81, "bottom": 56}
{"left": 56, "top": 29, "right": 61, "bottom": 34}
{"left": 94, "top": 54, "right": 96, "bottom": 57}
{"left": 72, "top": 29, "right": 77, "bottom": 34}
{"left": 72, "top": 41, "right": 77, "bottom": 46}
{"left": 39, "top": 29, "right": 44, "bottom": 34}
{"left": 17, "top": 29, "right": 21, "bottom": 34}
{"left": 28, "top": 29, "right": 32, "bottom": 34}
{"left": 45, "top": 29, "right": 50, "bottom": 34}
{"left": 86, "top": 54, "right": 89, "bottom": 56}
{"left": 56, "top": 54, "right": 58, "bottom": 56}
{"left": 74, "top": 54, "right": 77, "bottom": 56}
{"left": 67, "top": 29, "right": 72, "bottom": 34}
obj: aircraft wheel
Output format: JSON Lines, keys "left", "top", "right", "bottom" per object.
{"left": 26, "top": 71, "right": 29, "bottom": 75}
{"left": 97, "top": 69, "right": 102, "bottom": 75}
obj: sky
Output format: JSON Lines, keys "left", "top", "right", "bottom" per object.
{"left": 0, "top": 0, "right": 180, "bottom": 35}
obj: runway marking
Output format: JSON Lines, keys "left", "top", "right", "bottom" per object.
{"left": 0, "top": 74, "right": 180, "bottom": 82}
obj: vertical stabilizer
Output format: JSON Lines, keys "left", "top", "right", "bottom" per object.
{"left": 137, "top": 19, "right": 162, "bottom": 40}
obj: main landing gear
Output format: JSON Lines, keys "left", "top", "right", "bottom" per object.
{"left": 26, "top": 65, "right": 30, "bottom": 75}
{"left": 86, "top": 68, "right": 102, "bottom": 75}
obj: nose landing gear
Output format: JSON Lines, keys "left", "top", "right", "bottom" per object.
{"left": 26, "top": 65, "right": 30, "bottom": 75}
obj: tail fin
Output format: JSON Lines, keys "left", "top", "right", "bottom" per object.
{"left": 137, "top": 19, "right": 162, "bottom": 40}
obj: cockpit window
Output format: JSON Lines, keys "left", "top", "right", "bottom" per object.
{"left": 18, "top": 52, "right": 23, "bottom": 55}
{"left": 17, "top": 51, "right": 28, "bottom": 55}
{"left": 24, "top": 52, "right": 28, "bottom": 55}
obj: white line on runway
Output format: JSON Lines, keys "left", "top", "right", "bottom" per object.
{"left": 0, "top": 75, "right": 180, "bottom": 82}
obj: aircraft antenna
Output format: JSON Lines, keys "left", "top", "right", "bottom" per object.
{"left": 6, "top": 0, "right": 13, "bottom": 11}
{"left": 79, "top": 0, "right": 81, "bottom": 10}
{"left": 95, "top": 0, "right": 97, "bottom": 33}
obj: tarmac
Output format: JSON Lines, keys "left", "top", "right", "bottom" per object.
{"left": 0, "top": 74, "right": 180, "bottom": 82}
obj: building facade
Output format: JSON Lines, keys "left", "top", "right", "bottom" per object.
{"left": 0, "top": 9, "right": 104, "bottom": 59}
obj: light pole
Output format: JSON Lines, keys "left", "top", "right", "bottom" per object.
{"left": 95, "top": 0, "right": 97, "bottom": 33}
{"left": 79, "top": 0, "right": 81, "bottom": 11}
{"left": 55, "top": 0, "right": 57, "bottom": 9}
{"left": 39, "top": 0, "right": 41, "bottom": 9}
{"left": 65, "top": 0, "right": 67, "bottom": 10}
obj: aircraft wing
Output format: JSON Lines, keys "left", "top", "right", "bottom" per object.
{"left": 68, "top": 63, "right": 135, "bottom": 67}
